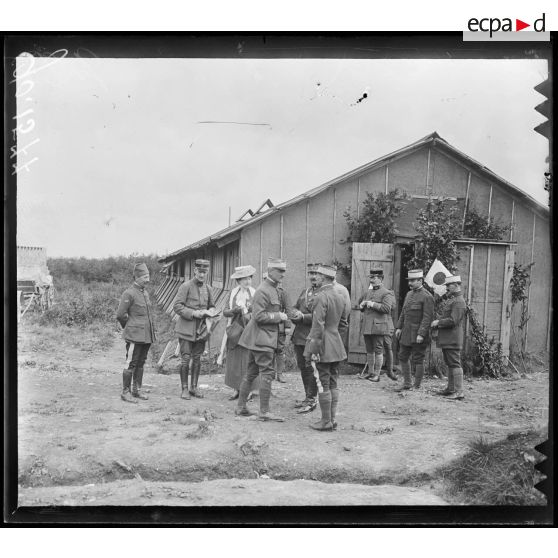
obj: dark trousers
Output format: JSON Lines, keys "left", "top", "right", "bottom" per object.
{"left": 398, "top": 342, "right": 427, "bottom": 365}
{"left": 316, "top": 361, "right": 340, "bottom": 392}
{"left": 363, "top": 334, "right": 384, "bottom": 354}
{"left": 383, "top": 334, "right": 393, "bottom": 371}
{"left": 239, "top": 350, "right": 275, "bottom": 413}
{"left": 442, "top": 348, "right": 462, "bottom": 368}
{"left": 126, "top": 342, "right": 151, "bottom": 370}
{"left": 274, "top": 333, "right": 287, "bottom": 375}
{"left": 294, "top": 344, "right": 318, "bottom": 399}
{"left": 179, "top": 338, "right": 205, "bottom": 389}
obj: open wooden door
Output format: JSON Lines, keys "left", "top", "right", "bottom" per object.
{"left": 348, "top": 243, "right": 395, "bottom": 364}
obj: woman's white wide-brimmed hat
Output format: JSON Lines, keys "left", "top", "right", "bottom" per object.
{"left": 230, "top": 265, "right": 256, "bottom": 280}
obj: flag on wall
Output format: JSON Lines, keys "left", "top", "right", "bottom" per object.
{"left": 425, "top": 259, "right": 451, "bottom": 296}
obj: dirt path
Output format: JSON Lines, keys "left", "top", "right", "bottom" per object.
{"left": 17, "top": 324, "right": 548, "bottom": 506}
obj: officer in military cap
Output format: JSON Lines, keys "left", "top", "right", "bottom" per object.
{"left": 173, "top": 259, "right": 216, "bottom": 399}
{"left": 235, "top": 258, "right": 291, "bottom": 422}
{"left": 430, "top": 274, "right": 467, "bottom": 400}
{"left": 290, "top": 263, "right": 321, "bottom": 414}
{"left": 305, "top": 264, "right": 349, "bottom": 431}
{"left": 395, "top": 269, "right": 434, "bottom": 391}
{"left": 358, "top": 266, "right": 397, "bottom": 382}
{"left": 116, "top": 263, "right": 156, "bottom": 403}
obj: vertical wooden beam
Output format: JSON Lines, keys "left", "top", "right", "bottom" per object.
{"left": 547, "top": 285, "right": 551, "bottom": 352}
{"left": 500, "top": 246, "right": 514, "bottom": 360}
{"left": 279, "top": 213, "right": 284, "bottom": 259}
{"left": 487, "top": 185, "right": 493, "bottom": 217}
{"left": 357, "top": 177, "right": 361, "bottom": 218}
{"left": 259, "top": 222, "right": 263, "bottom": 279}
{"left": 385, "top": 165, "right": 389, "bottom": 194}
{"left": 332, "top": 188, "right": 337, "bottom": 261}
{"left": 464, "top": 244, "right": 474, "bottom": 349}
{"left": 510, "top": 200, "right": 515, "bottom": 241}
{"left": 524, "top": 213, "right": 537, "bottom": 353}
{"left": 425, "top": 148, "right": 431, "bottom": 194}
{"left": 462, "top": 172, "right": 471, "bottom": 233}
{"left": 483, "top": 246, "right": 492, "bottom": 333}
{"left": 305, "top": 200, "right": 309, "bottom": 286}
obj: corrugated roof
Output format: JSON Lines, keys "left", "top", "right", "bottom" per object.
{"left": 159, "top": 132, "right": 549, "bottom": 263}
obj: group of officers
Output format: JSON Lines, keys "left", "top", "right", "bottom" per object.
{"left": 116, "top": 257, "right": 467, "bottom": 432}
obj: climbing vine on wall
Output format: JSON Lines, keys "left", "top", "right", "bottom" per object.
{"left": 408, "top": 197, "right": 462, "bottom": 273}
{"left": 463, "top": 205, "right": 511, "bottom": 240}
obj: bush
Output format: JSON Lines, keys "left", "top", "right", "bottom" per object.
{"left": 463, "top": 205, "right": 510, "bottom": 240}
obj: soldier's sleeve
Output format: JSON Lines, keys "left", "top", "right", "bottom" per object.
{"left": 306, "top": 293, "right": 327, "bottom": 356}
{"left": 396, "top": 293, "right": 407, "bottom": 329}
{"left": 207, "top": 284, "right": 216, "bottom": 309}
{"left": 173, "top": 282, "right": 196, "bottom": 320}
{"left": 116, "top": 290, "right": 132, "bottom": 328}
{"left": 438, "top": 298, "right": 467, "bottom": 329}
{"left": 222, "top": 289, "right": 235, "bottom": 318}
{"left": 376, "top": 290, "right": 394, "bottom": 314}
{"left": 253, "top": 288, "right": 283, "bottom": 325}
{"left": 282, "top": 289, "right": 295, "bottom": 328}
{"left": 338, "top": 295, "right": 350, "bottom": 339}
{"left": 418, "top": 292, "right": 435, "bottom": 338}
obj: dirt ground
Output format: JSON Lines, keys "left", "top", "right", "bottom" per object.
{"left": 16, "top": 322, "right": 549, "bottom": 507}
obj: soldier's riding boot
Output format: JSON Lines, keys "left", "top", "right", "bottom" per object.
{"left": 310, "top": 391, "right": 333, "bottom": 431}
{"left": 121, "top": 369, "right": 137, "bottom": 403}
{"left": 445, "top": 368, "right": 464, "bottom": 400}
{"left": 395, "top": 361, "right": 413, "bottom": 391}
{"left": 367, "top": 353, "right": 382, "bottom": 382}
{"left": 363, "top": 353, "right": 376, "bottom": 379}
{"left": 275, "top": 353, "right": 287, "bottom": 383}
{"left": 330, "top": 388, "right": 339, "bottom": 430}
{"left": 436, "top": 368, "right": 455, "bottom": 395}
{"left": 235, "top": 378, "right": 255, "bottom": 416}
{"left": 132, "top": 367, "right": 149, "bottom": 400}
{"left": 384, "top": 348, "right": 398, "bottom": 381}
{"left": 413, "top": 364, "right": 425, "bottom": 389}
{"left": 179, "top": 364, "right": 191, "bottom": 400}
{"left": 189, "top": 359, "right": 204, "bottom": 398}
{"left": 258, "top": 384, "right": 285, "bottom": 422}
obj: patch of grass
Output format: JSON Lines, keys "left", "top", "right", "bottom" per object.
{"left": 438, "top": 430, "right": 547, "bottom": 505}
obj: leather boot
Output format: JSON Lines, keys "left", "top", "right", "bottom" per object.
{"left": 310, "top": 391, "right": 333, "bottom": 431}
{"left": 275, "top": 352, "right": 287, "bottom": 382}
{"left": 435, "top": 368, "right": 455, "bottom": 395}
{"left": 258, "top": 385, "right": 284, "bottom": 421}
{"left": 330, "top": 388, "right": 339, "bottom": 430}
{"left": 132, "top": 367, "right": 149, "bottom": 400}
{"left": 121, "top": 369, "right": 137, "bottom": 403}
{"left": 395, "top": 360, "right": 413, "bottom": 391}
{"left": 367, "top": 353, "right": 382, "bottom": 382}
{"left": 179, "top": 363, "right": 190, "bottom": 399}
{"left": 189, "top": 359, "right": 204, "bottom": 398}
{"left": 413, "top": 364, "right": 425, "bottom": 389}
{"left": 235, "top": 378, "right": 254, "bottom": 416}
{"left": 445, "top": 367, "right": 464, "bottom": 400}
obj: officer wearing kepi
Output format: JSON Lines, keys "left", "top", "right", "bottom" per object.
{"left": 235, "top": 258, "right": 291, "bottom": 422}
{"left": 173, "top": 259, "right": 216, "bottom": 400}
{"left": 116, "top": 263, "right": 156, "bottom": 403}
{"left": 358, "top": 266, "right": 397, "bottom": 382}
{"left": 305, "top": 264, "right": 349, "bottom": 431}
{"left": 290, "top": 263, "right": 320, "bottom": 414}
{"left": 395, "top": 269, "right": 434, "bottom": 391}
{"left": 430, "top": 274, "right": 467, "bottom": 400}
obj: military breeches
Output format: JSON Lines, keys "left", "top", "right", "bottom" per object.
{"left": 363, "top": 334, "right": 384, "bottom": 355}
{"left": 316, "top": 361, "right": 340, "bottom": 392}
{"left": 442, "top": 348, "right": 462, "bottom": 368}
{"left": 178, "top": 339, "right": 205, "bottom": 367}
{"left": 294, "top": 344, "right": 318, "bottom": 399}
{"left": 398, "top": 342, "right": 427, "bottom": 365}
{"left": 244, "top": 350, "right": 275, "bottom": 388}
{"left": 126, "top": 342, "right": 151, "bottom": 370}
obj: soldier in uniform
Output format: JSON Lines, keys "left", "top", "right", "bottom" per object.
{"left": 395, "top": 269, "right": 434, "bottom": 391}
{"left": 430, "top": 274, "right": 467, "bottom": 400}
{"left": 358, "top": 267, "right": 398, "bottom": 382}
{"left": 235, "top": 258, "right": 290, "bottom": 422}
{"left": 173, "top": 259, "right": 216, "bottom": 399}
{"left": 305, "top": 264, "right": 349, "bottom": 431}
{"left": 333, "top": 272, "right": 351, "bottom": 350}
{"left": 116, "top": 263, "right": 156, "bottom": 403}
{"left": 273, "top": 274, "right": 294, "bottom": 383}
{"left": 290, "top": 263, "right": 320, "bottom": 414}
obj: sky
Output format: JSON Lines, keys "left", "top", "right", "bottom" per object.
{"left": 15, "top": 55, "right": 549, "bottom": 258}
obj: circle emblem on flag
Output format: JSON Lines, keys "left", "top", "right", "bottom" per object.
{"left": 433, "top": 271, "right": 447, "bottom": 285}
